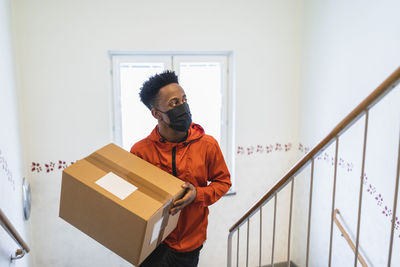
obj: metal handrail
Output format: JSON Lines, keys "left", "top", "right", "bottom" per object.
{"left": 0, "top": 208, "right": 30, "bottom": 260}
{"left": 228, "top": 67, "right": 400, "bottom": 267}
{"left": 229, "top": 66, "right": 400, "bottom": 233}
{"left": 334, "top": 209, "right": 368, "bottom": 267}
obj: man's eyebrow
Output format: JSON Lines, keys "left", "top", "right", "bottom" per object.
{"left": 168, "top": 95, "right": 186, "bottom": 102}
{"left": 168, "top": 96, "right": 179, "bottom": 103}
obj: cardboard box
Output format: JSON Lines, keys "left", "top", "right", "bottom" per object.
{"left": 59, "top": 143, "right": 185, "bottom": 266}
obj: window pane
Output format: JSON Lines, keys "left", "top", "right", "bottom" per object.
{"left": 179, "top": 62, "right": 222, "bottom": 143}
{"left": 120, "top": 62, "right": 165, "bottom": 150}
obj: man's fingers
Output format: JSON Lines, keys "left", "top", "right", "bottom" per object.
{"left": 173, "top": 193, "right": 190, "bottom": 206}
{"left": 173, "top": 199, "right": 185, "bottom": 207}
{"left": 170, "top": 195, "right": 189, "bottom": 214}
{"left": 170, "top": 201, "right": 185, "bottom": 215}
{"left": 170, "top": 207, "right": 179, "bottom": 215}
{"left": 174, "top": 189, "right": 191, "bottom": 205}
{"left": 169, "top": 183, "right": 196, "bottom": 215}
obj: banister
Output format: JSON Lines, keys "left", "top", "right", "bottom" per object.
{"left": 229, "top": 66, "right": 400, "bottom": 233}
{"left": 0, "top": 208, "right": 30, "bottom": 260}
{"left": 334, "top": 209, "right": 368, "bottom": 267}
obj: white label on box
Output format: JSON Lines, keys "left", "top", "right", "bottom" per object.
{"left": 95, "top": 172, "right": 137, "bottom": 200}
{"left": 150, "top": 217, "right": 163, "bottom": 245}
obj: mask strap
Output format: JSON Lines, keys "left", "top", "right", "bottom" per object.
{"left": 154, "top": 108, "right": 170, "bottom": 128}
{"left": 154, "top": 107, "right": 167, "bottom": 114}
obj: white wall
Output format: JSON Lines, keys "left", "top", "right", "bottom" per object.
{"left": 0, "top": 0, "right": 31, "bottom": 266}
{"left": 294, "top": 0, "right": 400, "bottom": 266}
{"left": 11, "top": 0, "right": 302, "bottom": 266}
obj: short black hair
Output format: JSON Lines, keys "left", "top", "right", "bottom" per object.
{"left": 139, "top": 70, "right": 179, "bottom": 110}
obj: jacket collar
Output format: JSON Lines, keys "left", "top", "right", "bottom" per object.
{"left": 148, "top": 123, "right": 205, "bottom": 146}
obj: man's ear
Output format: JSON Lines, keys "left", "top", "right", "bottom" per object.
{"left": 151, "top": 108, "right": 161, "bottom": 121}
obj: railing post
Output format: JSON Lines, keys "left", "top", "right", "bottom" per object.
{"left": 354, "top": 110, "right": 369, "bottom": 267}
{"left": 306, "top": 159, "right": 315, "bottom": 267}
{"left": 271, "top": 193, "right": 277, "bottom": 267}
{"left": 228, "top": 231, "right": 233, "bottom": 267}
{"left": 328, "top": 137, "right": 340, "bottom": 266}
{"left": 246, "top": 219, "right": 250, "bottom": 267}
{"left": 237, "top": 228, "right": 240, "bottom": 267}
{"left": 287, "top": 178, "right": 294, "bottom": 267}
{"left": 259, "top": 206, "right": 263, "bottom": 267}
{"left": 387, "top": 124, "right": 400, "bottom": 267}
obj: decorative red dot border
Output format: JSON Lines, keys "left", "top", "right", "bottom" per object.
{"left": 236, "top": 142, "right": 400, "bottom": 238}
{"left": 317, "top": 150, "right": 400, "bottom": 236}
{"left": 31, "top": 160, "right": 76, "bottom": 173}
{"left": 27, "top": 142, "right": 400, "bottom": 239}
{"left": 236, "top": 142, "right": 293, "bottom": 155}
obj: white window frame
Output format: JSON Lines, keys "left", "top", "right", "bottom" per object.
{"left": 110, "top": 55, "right": 172, "bottom": 146}
{"left": 109, "top": 51, "right": 236, "bottom": 194}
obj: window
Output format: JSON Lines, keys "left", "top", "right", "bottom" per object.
{"left": 110, "top": 53, "right": 235, "bottom": 193}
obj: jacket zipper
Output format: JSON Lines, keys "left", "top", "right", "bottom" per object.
{"left": 172, "top": 146, "right": 177, "bottom": 177}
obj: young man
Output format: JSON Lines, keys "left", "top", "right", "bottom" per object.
{"left": 130, "top": 70, "right": 231, "bottom": 267}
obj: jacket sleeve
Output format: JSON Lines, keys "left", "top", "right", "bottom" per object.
{"left": 130, "top": 144, "right": 142, "bottom": 158}
{"left": 193, "top": 139, "right": 232, "bottom": 207}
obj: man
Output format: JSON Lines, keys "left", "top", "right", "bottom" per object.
{"left": 130, "top": 70, "right": 231, "bottom": 267}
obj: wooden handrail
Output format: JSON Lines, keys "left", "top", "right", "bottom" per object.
{"left": 229, "top": 66, "right": 400, "bottom": 232}
{"left": 334, "top": 209, "right": 367, "bottom": 267}
{"left": 0, "top": 208, "right": 30, "bottom": 259}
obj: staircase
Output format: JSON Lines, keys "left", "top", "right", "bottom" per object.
{"left": 227, "top": 67, "right": 400, "bottom": 267}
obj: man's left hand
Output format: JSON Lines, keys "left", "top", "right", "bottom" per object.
{"left": 170, "top": 182, "right": 197, "bottom": 215}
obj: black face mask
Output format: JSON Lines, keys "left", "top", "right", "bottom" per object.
{"left": 158, "top": 103, "right": 192, "bottom": 132}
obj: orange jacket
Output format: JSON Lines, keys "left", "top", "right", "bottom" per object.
{"left": 130, "top": 123, "right": 231, "bottom": 252}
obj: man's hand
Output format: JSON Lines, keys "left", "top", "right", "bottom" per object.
{"left": 170, "top": 182, "right": 197, "bottom": 215}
